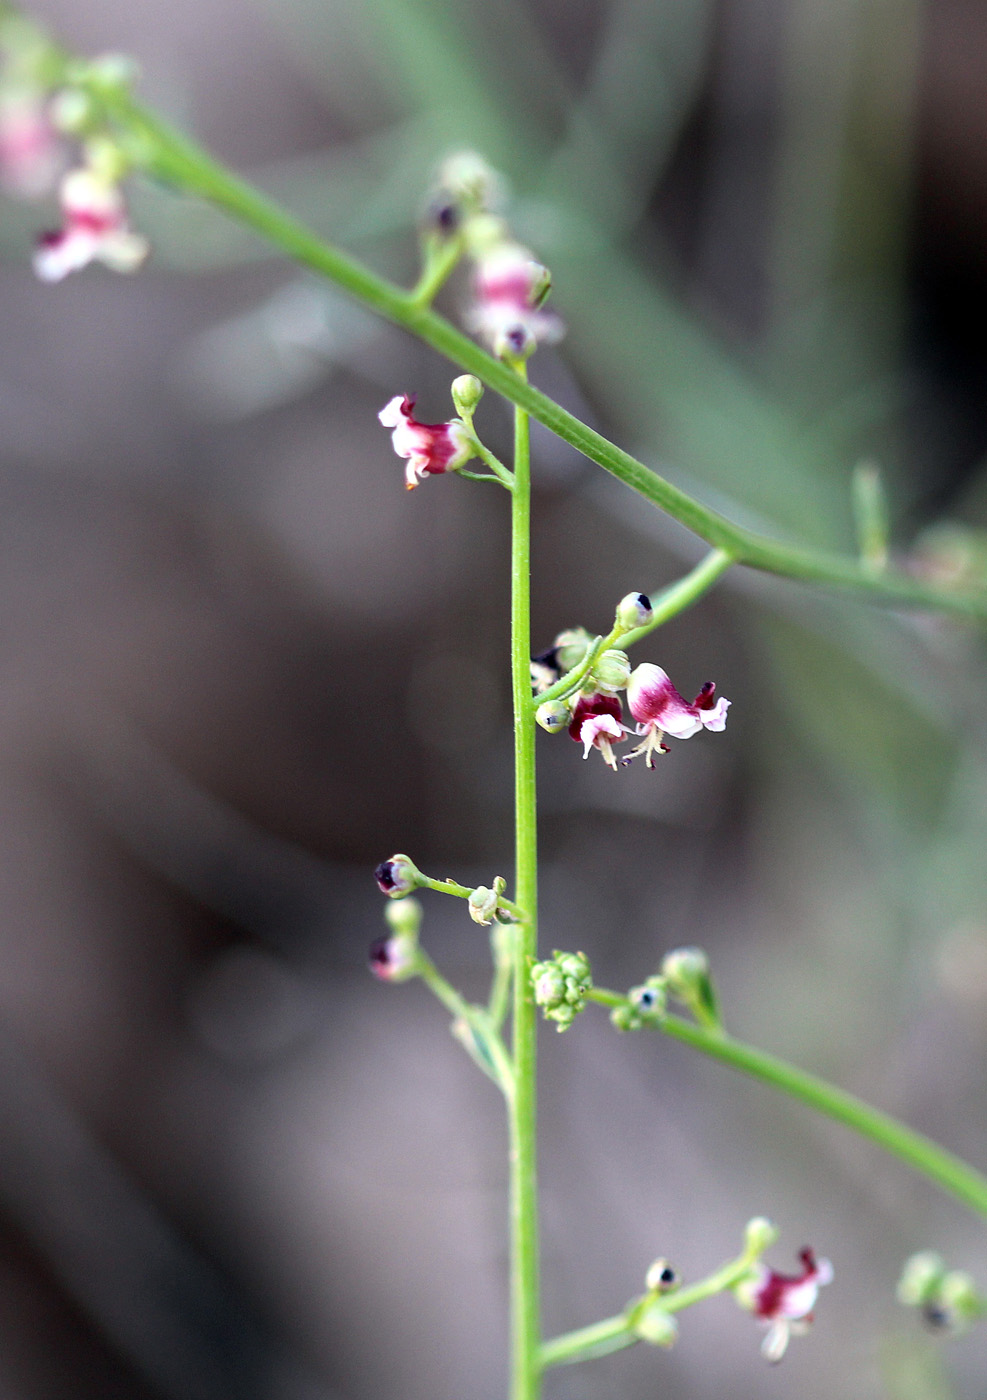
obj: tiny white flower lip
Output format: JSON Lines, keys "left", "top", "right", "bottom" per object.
{"left": 32, "top": 163, "right": 148, "bottom": 282}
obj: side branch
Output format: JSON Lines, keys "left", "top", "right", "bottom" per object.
{"left": 64, "top": 83, "right": 987, "bottom": 620}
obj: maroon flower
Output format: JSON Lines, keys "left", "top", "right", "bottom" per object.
{"left": 568, "top": 693, "right": 626, "bottom": 770}
{"left": 378, "top": 394, "right": 474, "bottom": 490}
{"left": 737, "top": 1247, "right": 834, "bottom": 1362}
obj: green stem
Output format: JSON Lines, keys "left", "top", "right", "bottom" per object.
{"left": 417, "top": 953, "right": 514, "bottom": 1097}
{"left": 588, "top": 994, "right": 987, "bottom": 1218}
{"left": 67, "top": 81, "right": 987, "bottom": 623}
{"left": 508, "top": 371, "right": 541, "bottom": 1400}
{"left": 417, "top": 873, "right": 525, "bottom": 923}
{"left": 409, "top": 233, "right": 463, "bottom": 306}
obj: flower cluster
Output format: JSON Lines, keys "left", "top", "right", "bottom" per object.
{"left": 897, "top": 1251, "right": 985, "bottom": 1335}
{"left": 430, "top": 151, "right": 563, "bottom": 359}
{"left": 533, "top": 596, "right": 730, "bottom": 771}
{"left": 530, "top": 949, "right": 592, "bottom": 1031}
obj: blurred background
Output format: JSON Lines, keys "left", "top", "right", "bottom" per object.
{"left": 2, "top": 0, "right": 987, "bottom": 1396}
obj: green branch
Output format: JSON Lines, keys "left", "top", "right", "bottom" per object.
{"left": 68, "top": 80, "right": 987, "bottom": 623}
{"left": 588, "top": 991, "right": 987, "bottom": 1219}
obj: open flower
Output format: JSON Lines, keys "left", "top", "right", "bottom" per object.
{"left": 465, "top": 243, "right": 564, "bottom": 356}
{"left": 378, "top": 394, "right": 476, "bottom": 490}
{"left": 624, "top": 663, "right": 730, "bottom": 768}
{"left": 736, "top": 1247, "right": 834, "bottom": 1363}
{"left": 569, "top": 692, "right": 627, "bottom": 770}
{"left": 33, "top": 164, "right": 149, "bottom": 281}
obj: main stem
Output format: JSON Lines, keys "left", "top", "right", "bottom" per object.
{"left": 509, "top": 383, "right": 540, "bottom": 1400}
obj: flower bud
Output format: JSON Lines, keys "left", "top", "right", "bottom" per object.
{"left": 532, "top": 963, "right": 565, "bottom": 1008}
{"left": 633, "top": 1301, "right": 678, "bottom": 1348}
{"left": 938, "top": 1269, "right": 983, "bottom": 1329}
{"left": 368, "top": 932, "right": 419, "bottom": 982}
{"left": 493, "top": 322, "right": 535, "bottom": 362}
{"left": 49, "top": 87, "right": 93, "bottom": 134}
{"left": 385, "top": 896, "right": 423, "bottom": 939}
{"left": 616, "top": 591, "right": 653, "bottom": 631}
{"left": 743, "top": 1217, "right": 779, "bottom": 1258}
{"left": 591, "top": 648, "right": 631, "bottom": 695}
{"left": 554, "top": 627, "right": 593, "bottom": 674}
{"left": 629, "top": 980, "right": 666, "bottom": 1020}
{"left": 897, "top": 1251, "right": 946, "bottom": 1308}
{"left": 661, "top": 946, "right": 719, "bottom": 1026}
{"left": 436, "top": 151, "right": 502, "bottom": 216}
{"left": 530, "top": 949, "right": 592, "bottom": 1031}
{"left": 536, "top": 699, "right": 571, "bottom": 734}
{"left": 451, "top": 374, "right": 483, "bottom": 418}
{"left": 374, "top": 853, "right": 421, "bottom": 898}
{"left": 469, "top": 879, "right": 506, "bottom": 926}
{"left": 645, "top": 1258, "right": 679, "bottom": 1294}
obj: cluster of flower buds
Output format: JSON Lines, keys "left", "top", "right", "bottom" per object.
{"left": 533, "top": 594, "right": 730, "bottom": 772}
{"left": 610, "top": 976, "right": 667, "bottom": 1031}
{"left": 733, "top": 1219, "right": 833, "bottom": 1363}
{"left": 610, "top": 947, "right": 720, "bottom": 1032}
{"left": 530, "top": 949, "right": 592, "bottom": 1031}
{"left": 897, "top": 1251, "right": 985, "bottom": 1336}
{"left": 428, "top": 150, "right": 563, "bottom": 360}
{"left": 368, "top": 896, "right": 423, "bottom": 983}
{"left": 630, "top": 1257, "right": 681, "bottom": 1348}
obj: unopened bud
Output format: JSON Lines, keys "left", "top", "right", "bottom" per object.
{"left": 494, "top": 322, "right": 535, "bottom": 362}
{"left": 616, "top": 591, "right": 653, "bottom": 631}
{"left": 645, "top": 1258, "right": 679, "bottom": 1294}
{"left": 629, "top": 981, "right": 666, "bottom": 1020}
{"left": 469, "top": 877, "right": 506, "bottom": 926}
{"left": 554, "top": 627, "right": 593, "bottom": 674}
{"left": 385, "top": 896, "right": 423, "bottom": 939}
{"left": 634, "top": 1301, "right": 678, "bottom": 1348}
{"left": 939, "top": 1270, "right": 983, "bottom": 1329}
{"left": 436, "top": 151, "right": 502, "bottom": 216}
{"left": 451, "top": 374, "right": 483, "bottom": 418}
{"left": 661, "top": 946, "right": 719, "bottom": 1027}
{"left": 591, "top": 648, "right": 630, "bottom": 695}
{"left": 536, "top": 699, "right": 571, "bottom": 734}
{"left": 743, "top": 1217, "right": 779, "bottom": 1257}
{"left": 374, "top": 853, "right": 421, "bottom": 898}
{"left": 49, "top": 87, "right": 93, "bottom": 134}
{"left": 897, "top": 1251, "right": 946, "bottom": 1308}
{"left": 368, "top": 932, "right": 419, "bottom": 982}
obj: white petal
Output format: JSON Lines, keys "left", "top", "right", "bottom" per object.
{"left": 378, "top": 395, "right": 405, "bottom": 428}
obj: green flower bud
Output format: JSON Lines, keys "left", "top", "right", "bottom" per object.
{"left": 591, "top": 649, "right": 631, "bottom": 695}
{"left": 629, "top": 980, "right": 666, "bottom": 1021}
{"left": 661, "top": 946, "right": 720, "bottom": 1026}
{"left": 451, "top": 374, "right": 484, "bottom": 418}
{"left": 615, "top": 591, "right": 653, "bottom": 632}
{"left": 610, "top": 1004, "right": 637, "bottom": 1032}
{"left": 938, "top": 1269, "right": 984, "bottom": 1330}
{"left": 531, "top": 962, "right": 566, "bottom": 1008}
{"left": 634, "top": 1301, "right": 678, "bottom": 1348}
{"left": 743, "top": 1216, "right": 779, "bottom": 1258}
{"left": 535, "top": 699, "right": 571, "bottom": 734}
{"left": 556, "top": 951, "right": 592, "bottom": 985}
{"left": 897, "top": 1251, "right": 946, "bottom": 1308}
{"left": 436, "top": 152, "right": 502, "bottom": 217}
{"left": 49, "top": 87, "right": 93, "bottom": 134}
{"left": 385, "top": 896, "right": 423, "bottom": 939}
{"left": 554, "top": 627, "right": 593, "bottom": 674}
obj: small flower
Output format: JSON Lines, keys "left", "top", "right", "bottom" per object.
{"left": 33, "top": 164, "right": 149, "bottom": 282}
{"left": 0, "top": 89, "right": 61, "bottom": 198}
{"left": 736, "top": 1247, "right": 834, "bottom": 1363}
{"left": 465, "top": 243, "right": 564, "bottom": 355}
{"left": 624, "top": 663, "right": 730, "bottom": 768}
{"left": 378, "top": 394, "right": 475, "bottom": 490}
{"left": 568, "top": 692, "right": 627, "bottom": 770}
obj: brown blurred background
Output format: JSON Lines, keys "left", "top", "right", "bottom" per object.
{"left": 3, "top": 0, "right": 987, "bottom": 1396}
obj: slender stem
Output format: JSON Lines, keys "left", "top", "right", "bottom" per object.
{"left": 417, "top": 873, "right": 526, "bottom": 923}
{"left": 62, "top": 78, "right": 987, "bottom": 622}
{"left": 417, "top": 953, "right": 515, "bottom": 1097}
{"left": 539, "top": 1313, "right": 637, "bottom": 1368}
{"left": 587, "top": 993, "right": 987, "bottom": 1218}
{"left": 409, "top": 234, "right": 463, "bottom": 306}
{"left": 508, "top": 370, "right": 541, "bottom": 1400}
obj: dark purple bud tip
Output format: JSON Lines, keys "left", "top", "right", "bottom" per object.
{"left": 374, "top": 861, "right": 400, "bottom": 893}
{"left": 634, "top": 593, "right": 651, "bottom": 610}
{"left": 430, "top": 199, "right": 459, "bottom": 234}
{"left": 658, "top": 1266, "right": 677, "bottom": 1287}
